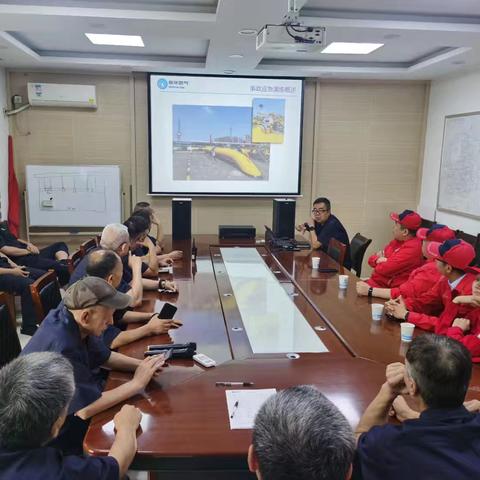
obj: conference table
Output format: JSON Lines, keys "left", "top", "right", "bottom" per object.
{"left": 84, "top": 235, "right": 480, "bottom": 479}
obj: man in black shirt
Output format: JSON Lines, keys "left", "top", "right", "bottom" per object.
{"left": 296, "top": 197, "right": 352, "bottom": 269}
{"left": 0, "top": 221, "right": 69, "bottom": 285}
{"left": 0, "top": 251, "right": 46, "bottom": 335}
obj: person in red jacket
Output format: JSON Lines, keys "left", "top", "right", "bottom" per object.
{"left": 385, "top": 239, "right": 477, "bottom": 332}
{"left": 365, "top": 210, "right": 424, "bottom": 288}
{"left": 357, "top": 224, "right": 455, "bottom": 300}
{"left": 444, "top": 270, "right": 480, "bottom": 362}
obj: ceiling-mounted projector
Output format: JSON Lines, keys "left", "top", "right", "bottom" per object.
{"left": 256, "top": 24, "right": 326, "bottom": 53}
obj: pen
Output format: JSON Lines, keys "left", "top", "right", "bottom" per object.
{"left": 230, "top": 401, "right": 239, "bottom": 419}
{"left": 216, "top": 382, "right": 255, "bottom": 387}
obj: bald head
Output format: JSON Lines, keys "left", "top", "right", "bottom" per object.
{"left": 100, "top": 224, "right": 129, "bottom": 251}
{"left": 86, "top": 249, "right": 122, "bottom": 280}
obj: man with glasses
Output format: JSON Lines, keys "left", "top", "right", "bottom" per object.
{"left": 296, "top": 197, "right": 351, "bottom": 268}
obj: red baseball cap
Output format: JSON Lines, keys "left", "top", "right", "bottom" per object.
{"left": 427, "top": 239, "right": 476, "bottom": 270}
{"left": 390, "top": 210, "right": 422, "bottom": 230}
{"left": 417, "top": 224, "right": 456, "bottom": 242}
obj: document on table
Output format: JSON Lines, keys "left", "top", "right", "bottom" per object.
{"left": 226, "top": 389, "right": 277, "bottom": 429}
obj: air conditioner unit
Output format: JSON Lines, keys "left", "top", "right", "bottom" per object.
{"left": 27, "top": 82, "right": 97, "bottom": 109}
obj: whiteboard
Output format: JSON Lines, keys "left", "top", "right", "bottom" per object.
{"left": 437, "top": 113, "right": 480, "bottom": 219}
{"left": 26, "top": 165, "right": 122, "bottom": 227}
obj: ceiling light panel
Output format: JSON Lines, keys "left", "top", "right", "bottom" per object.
{"left": 322, "top": 42, "right": 384, "bottom": 54}
{"left": 85, "top": 33, "right": 145, "bottom": 47}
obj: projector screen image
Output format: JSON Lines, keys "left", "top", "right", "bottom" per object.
{"left": 149, "top": 74, "right": 303, "bottom": 196}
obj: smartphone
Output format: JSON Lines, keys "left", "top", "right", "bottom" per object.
{"left": 158, "top": 302, "right": 178, "bottom": 319}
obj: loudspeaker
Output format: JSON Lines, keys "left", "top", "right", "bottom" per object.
{"left": 219, "top": 225, "right": 256, "bottom": 239}
{"left": 172, "top": 198, "right": 192, "bottom": 240}
{"left": 272, "top": 198, "right": 296, "bottom": 239}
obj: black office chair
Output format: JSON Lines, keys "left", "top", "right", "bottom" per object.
{"left": 0, "top": 292, "right": 21, "bottom": 368}
{"left": 455, "top": 230, "right": 477, "bottom": 247}
{"left": 473, "top": 233, "right": 480, "bottom": 266}
{"left": 29, "top": 270, "right": 62, "bottom": 325}
{"left": 420, "top": 218, "right": 436, "bottom": 229}
{"left": 350, "top": 233, "right": 372, "bottom": 277}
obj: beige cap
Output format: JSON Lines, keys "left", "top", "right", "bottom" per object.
{"left": 64, "top": 277, "right": 131, "bottom": 310}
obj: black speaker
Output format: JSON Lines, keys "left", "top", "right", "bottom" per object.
{"left": 272, "top": 198, "right": 296, "bottom": 239}
{"left": 219, "top": 225, "right": 256, "bottom": 239}
{"left": 172, "top": 198, "right": 192, "bottom": 240}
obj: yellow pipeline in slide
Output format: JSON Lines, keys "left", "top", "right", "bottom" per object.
{"left": 213, "top": 147, "right": 262, "bottom": 177}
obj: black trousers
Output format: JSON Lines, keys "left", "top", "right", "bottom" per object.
{"left": 0, "top": 266, "right": 46, "bottom": 334}
{"left": 16, "top": 242, "right": 70, "bottom": 285}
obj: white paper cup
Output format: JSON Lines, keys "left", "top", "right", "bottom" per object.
{"left": 339, "top": 275, "right": 349, "bottom": 289}
{"left": 371, "top": 303, "right": 384, "bottom": 321}
{"left": 311, "top": 257, "right": 320, "bottom": 269}
{"left": 400, "top": 322, "right": 415, "bottom": 342}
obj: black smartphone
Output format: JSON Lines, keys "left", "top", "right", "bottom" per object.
{"left": 158, "top": 302, "right": 178, "bottom": 319}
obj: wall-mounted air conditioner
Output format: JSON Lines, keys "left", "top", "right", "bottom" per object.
{"left": 27, "top": 82, "right": 97, "bottom": 108}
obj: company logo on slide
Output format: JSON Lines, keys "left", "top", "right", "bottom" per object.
{"left": 158, "top": 78, "right": 168, "bottom": 90}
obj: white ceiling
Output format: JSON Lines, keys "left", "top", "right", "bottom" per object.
{"left": 1, "top": 0, "right": 480, "bottom": 79}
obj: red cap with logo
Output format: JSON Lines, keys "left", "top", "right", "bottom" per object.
{"left": 426, "top": 239, "right": 476, "bottom": 270}
{"left": 390, "top": 210, "right": 422, "bottom": 230}
{"left": 416, "top": 224, "right": 456, "bottom": 243}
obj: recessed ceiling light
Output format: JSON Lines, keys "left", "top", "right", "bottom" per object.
{"left": 322, "top": 42, "right": 384, "bottom": 54}
{"left": 384, "top": 33, "right": 401, "bottom": 40}
{"left": 224, "top": 69, "right": 235, "bottom": 74}
{"left": 89, "top": 22, "right": 105, "bottom": 29}
{"left": 452, "top": 60, "right": 466, "bottom": 65}
{"left": 238, "top": 29, "right": 257, "bottom": 36}
{"left": 85, "top": 33, "right": 144, "bottom": 47}
{"left": 229, "top": 54, "right": 244, "bottom": 58}
{"left": 297, "top": 49, "right": 308, "bottom": 53}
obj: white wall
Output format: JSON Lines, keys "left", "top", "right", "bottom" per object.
{"left": 419, "top": 70, "right": 480, "bottom": 234}
{"left": 0, "top": 67, "right": 8, "bottom": 220}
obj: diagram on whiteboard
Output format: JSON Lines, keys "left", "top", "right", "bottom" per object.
{"left": 26, "top": 165, "right": 121, "bottom": 227}
{"left": 35, "top": 173, "right": 108, "bottom": 212}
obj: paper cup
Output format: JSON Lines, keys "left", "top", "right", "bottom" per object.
{"left": 400, "top": 322, "right": 415, "bottom": 342}
{"left": 371, "top": 303, "right": 384, "bottom": 321}
{"left": 311, "top": 257, "right": 320, "bottom": 269}
{"left": 339, "top": 275, "right": 349, "bottom": 289}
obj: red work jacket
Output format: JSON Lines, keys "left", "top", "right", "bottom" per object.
{"left": 390, "top": 259, "right": 440, "bottom": 300}
{"left": 446, "top": 308, "right": 480, "bottom": 363}
{"left": 405, "top": 274, "right": 477, "bottom": 332}
{"left": 367, "top": 237, "right": 424, "bottom": 288}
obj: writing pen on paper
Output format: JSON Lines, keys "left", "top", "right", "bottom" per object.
{"left": 230, "top": 401, "right": 239, "bottom": 419}
{"left": 216, "top": 381, "right": 255, "bottom": 387}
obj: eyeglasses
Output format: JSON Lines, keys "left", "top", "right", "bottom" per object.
{"left": 312, "top": 208, "right": 328, "bottom": 214}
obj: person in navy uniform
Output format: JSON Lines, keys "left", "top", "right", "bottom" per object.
{"left": 22, "top": 276, "right": 165, "bottom": 455}
{"left": 354, "top": 334, "right": 480, "bottom": 480}
{"left": 0, "top": 220, "right": 70, "bottom": 285}
{"left": 0, "top": 251, "right": 46, "bottom": 335}
{"left": 296, "top": 197, "right": 352, "bottom": 269}
{"left": 85, "top": 249, "right": 182, "bottom": 349}
{"left": 0, "top": 351, "right": 142, "bottom": 479}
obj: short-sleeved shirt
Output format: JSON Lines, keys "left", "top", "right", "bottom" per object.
{"left": 353, "top": 406, "right": 480, "bottom": 480}
{"left": 121, "top": 254, "right": 149, "bottom": 284}
{"left": 21, "top": 303, "right": 111, "bottom": 414}
{"left": 0, "top": 222, "right": 25, "bottom": 249}
{"left": 314, "top": 214, "right": 351, "bottom": 269}
{"left": 0, "top": 445, "right": 119, "bottom": 480}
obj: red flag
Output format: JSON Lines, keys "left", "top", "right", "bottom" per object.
{"left": 7, "top": 135, "right": 20, "bottom": 237}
